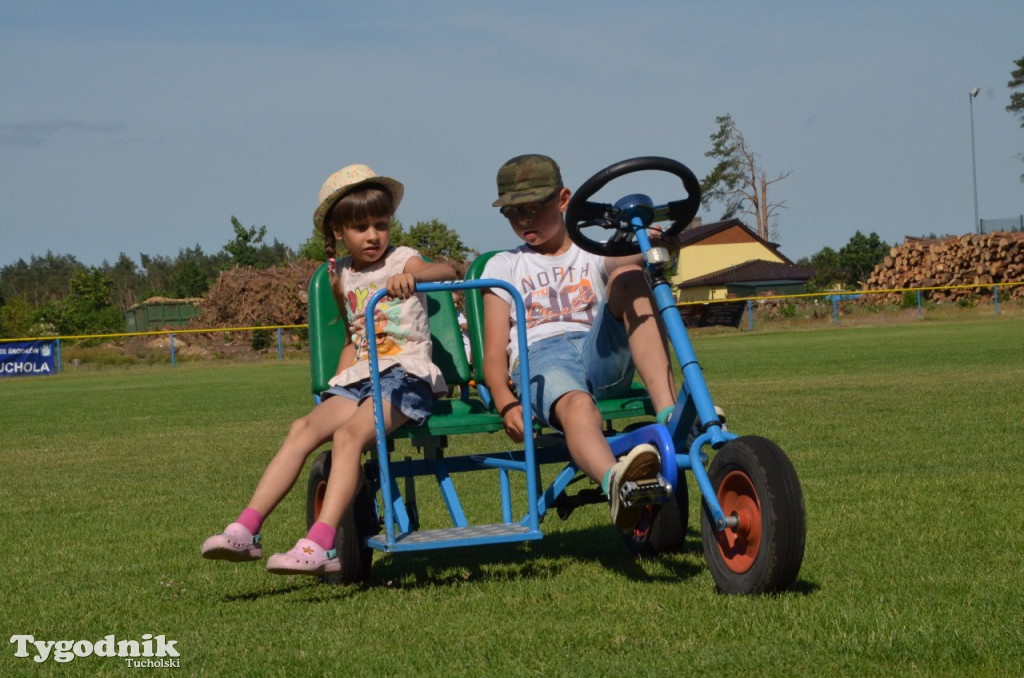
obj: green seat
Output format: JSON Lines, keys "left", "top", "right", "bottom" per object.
{"left": 463, "top": 252, "right": 654, "bottom": 424}
{"left": 307, "top": 262, "right": 504, "bottom": 440}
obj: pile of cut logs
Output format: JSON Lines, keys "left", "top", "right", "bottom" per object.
{"left": 863, "top": 232, "right": 1024, "bottom": 303}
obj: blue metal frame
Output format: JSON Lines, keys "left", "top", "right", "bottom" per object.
{"left": 617, "top": 208, "right": 739, "bottom": 530}
{"left": 363, "top": 279, "right": 544, "bottom": 552}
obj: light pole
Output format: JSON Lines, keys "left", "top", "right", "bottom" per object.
{"left": 969, "top": 87, "right": 980, "bottom": 234}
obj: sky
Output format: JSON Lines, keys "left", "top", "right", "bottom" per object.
{"left": 2, "top": 1, "right": 1023, "bottom": 271}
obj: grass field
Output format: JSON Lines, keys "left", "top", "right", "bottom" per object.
{"left": 2, "top": 315, "right": 1023, "bottom": 676}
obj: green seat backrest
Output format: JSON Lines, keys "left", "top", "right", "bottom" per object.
{"left": 463, "top": 251, "right": 498, "bottom": 386}
{"left": 308, "top": 262, "right": 472, "bottom": 396}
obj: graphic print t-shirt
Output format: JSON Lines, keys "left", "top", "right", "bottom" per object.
{"left": 328, "top": 246, "right": 446, "bottom": 395}
{"left": 482, "top": 243, "right": 608, "bottom": 370}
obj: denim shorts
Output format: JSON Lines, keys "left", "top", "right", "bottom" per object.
{"left": 321, "top": 365, "right": 434, "bottom": 427}
{"left": 512, "top": 303, "right": 634, "bottom": 430}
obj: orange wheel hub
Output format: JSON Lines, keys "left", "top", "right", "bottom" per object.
{"left": 714, "top": 470, "right": 762, "bottom": 573}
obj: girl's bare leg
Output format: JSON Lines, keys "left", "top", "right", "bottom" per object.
{"left": 245, "top": 395, "right": 359, "bottom": 517}
{"left": 315, "top": 398, "right": 408, "bottom": 529}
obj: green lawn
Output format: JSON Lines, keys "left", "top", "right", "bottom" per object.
{"left": 2, "top": 316, "right": 1022, "bottom": 676}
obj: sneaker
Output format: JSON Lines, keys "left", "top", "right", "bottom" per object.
{"left": 608, "top": 444, "right": 662, "bottom": 530}
{"left": 201, "top": 522, "right": 263, "bottom": 562}
{"left": 266, "top": 538, "right": 341, "bottom": 576}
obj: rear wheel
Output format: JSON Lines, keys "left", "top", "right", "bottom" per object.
{"left": 700, "top": 436, "right": 805, "bottom": 594}
{"left": 622, "top": 479, "right": 689, "bottom": 556}
{"left": 306, "top": 451, "right": 379, "bottom": 584}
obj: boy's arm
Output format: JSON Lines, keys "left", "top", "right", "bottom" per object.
{"left": 604, "top": 232, "right": 679, "bottom": 274}
{"left": 387, "top": 256, "right": 457, "bottom": 298}
{"left": 482, "top": 290, "right": 526, "bottom": 443}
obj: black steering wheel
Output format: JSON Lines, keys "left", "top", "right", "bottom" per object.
{"left": 565, "top": 156, "right": 701, "bottom": 256}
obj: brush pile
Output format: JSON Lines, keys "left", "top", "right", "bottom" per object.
{"left": 195, "top": 260, "right": 322, "bottom": 328}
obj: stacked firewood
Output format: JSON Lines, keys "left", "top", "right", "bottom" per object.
{"left": 863, "top": 232, "right": 1024, "bottom": 303}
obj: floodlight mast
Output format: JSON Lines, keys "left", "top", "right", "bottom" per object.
{"left": 969, "top": 87, "right": 981, "bottom": 234}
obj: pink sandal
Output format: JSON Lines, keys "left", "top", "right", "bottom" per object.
{"left": 201, "top": 522, "right": 263, "bottom": 562}
{"left": 266, "top": 538, "right": 340, "bottom": 576}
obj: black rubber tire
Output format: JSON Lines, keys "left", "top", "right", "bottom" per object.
{"left": 621, "top": 478, "right": 689, "bottom": 556}
{"left": 305, "top": 450, "right": 379, "bottom": 584}
{"left": 700, "top": 436, "right": 805, "bottom": 594}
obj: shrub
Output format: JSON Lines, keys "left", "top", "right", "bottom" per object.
{"left": 251, "top": 328, "right": 273, "bottom": 351}
{"left": 957, "top": 294, "right": 979, "bottom": 309}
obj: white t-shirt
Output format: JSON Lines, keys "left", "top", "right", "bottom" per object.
{"left": 328, "top": 246, "right": 446, "bottom": 395}
{"left": 482, "top": 243, "right": 608, "bottom": 370}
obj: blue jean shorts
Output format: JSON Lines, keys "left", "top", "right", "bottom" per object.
{"left": 321, "top": 365, "right": 434, "bottom": 427}
{"left": 512, "top": 303, "right": 634, "bottom": 430}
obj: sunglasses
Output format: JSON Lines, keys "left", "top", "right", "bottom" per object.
{"left": 499, "top": 192, "right": 557, "bottom": 220}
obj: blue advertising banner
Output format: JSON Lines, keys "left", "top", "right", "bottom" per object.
{"left": 0, "top": 340, "right": 57, "bottom": 378}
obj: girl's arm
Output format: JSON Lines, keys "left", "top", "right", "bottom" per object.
{"left": 482, "top": 290, "right": 526, "bottom": 443}
{"left": 334, "top": 340, "right": 356, "bottom": 376}
{"left": 329, "top": 271, "right": 356, "bottom": 375}
{"left": 386, "top": 256, "right": 457, "bottom": 299}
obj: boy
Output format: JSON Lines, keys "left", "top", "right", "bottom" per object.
{"left": 481, "top": 154, "right": 679, "bottom": 531}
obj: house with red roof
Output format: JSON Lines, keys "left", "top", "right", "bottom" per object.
{"left": 670, "top": 219, "right": 814, "bottom": 302}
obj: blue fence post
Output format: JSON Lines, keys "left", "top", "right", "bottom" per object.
{"left": 56, "top": 338, "right": 62, "bottom": 373}
{"left": 832, "top": 297, "right": 839, "bottom": 327}
{"left": 747, "top": 299, "right": 754, "bottom": 331}
{"left": 917, "top": 290, "right": 922, "bottom": 317}
{"left": 277, "top": 327, "right": 283, "bottom": 361}
{"left": 170, "top": 333, "right": 176, "bottom": 368}
{"left": 994, "top": 285, "right": 1000, "bottom": 315}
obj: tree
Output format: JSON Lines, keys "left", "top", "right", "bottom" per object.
{"left": 1007, "top": 55, "right": 1024, "bottom": 182}
{"left": 222, "top": 217, "right": 292, "bottom": 269}
{"left": 296, "top": 227, "right": 327, "bottom": 262}
{"left": 838, "top": 231, "right": 889, "bottom": 286}
{"left": 0, "top": 252, "right": 83, "bottom": 307}
{"left": 104, "top": 252, "right": 142, "bottom": 312}
{"left": 37, "top": 267, "right": 123, "bottom": 335}
{"left": 797, "top": 247, "right": 842, "bottom": 291}
{"left": 139, "top": 252, "right": 176, "bottom": 298}
{"left": 799, "top": 232, "right": 889, "bottom": 289}
{"left": 0, "top": 297, "right": 36, "bottom": 338}
{"left": 701, "top": 114, "right": 792, "bottom": 240}
{"left": 222, "top": 217, "right": 268, "bottom": 268}
{"left": 170, "top": 259, "right": 209, "bottom": 298}
{"left": 403, "top": 219, "right": 470, "bottom": 261}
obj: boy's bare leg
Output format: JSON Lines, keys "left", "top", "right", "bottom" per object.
{"left": 606, "top": 265, "right": 676, "bottom": 413}
{"left": 551, "top": 390, "right": 616, "bottom": 481}
{"left": 553, "top": 389, "right": 665, "bottom": 529}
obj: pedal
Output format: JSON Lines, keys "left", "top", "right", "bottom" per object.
{"left": 618, "top": 474, "right": 672, "bottom": 507}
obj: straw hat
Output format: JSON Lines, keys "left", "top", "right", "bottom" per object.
{"left": 313, "top": 163, "right": 404, "bottom": 230}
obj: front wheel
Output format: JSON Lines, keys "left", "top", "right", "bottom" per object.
{"left": 700, "top": 436, "right": 805, "bottom": 594}
{"left": 306, "top": 451, "right": 379, "bottom": 584}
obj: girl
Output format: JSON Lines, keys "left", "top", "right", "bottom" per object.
{"left": 201, "top": 164, "right": 456, "bottom": 576}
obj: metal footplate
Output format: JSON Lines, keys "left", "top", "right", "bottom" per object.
{"left": 619, "top": 474, "right": 673, "bottom": 506}
{"left": 367, "top": 523, "right": 544, "bottom": 553}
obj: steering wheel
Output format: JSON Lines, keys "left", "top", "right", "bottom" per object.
{"left": 565, "top": 156, "right": 701, "bottom": 256}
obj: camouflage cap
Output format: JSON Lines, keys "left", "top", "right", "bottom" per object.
{"left": 492, "top": 154, "right": 563, "bottom": 207}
